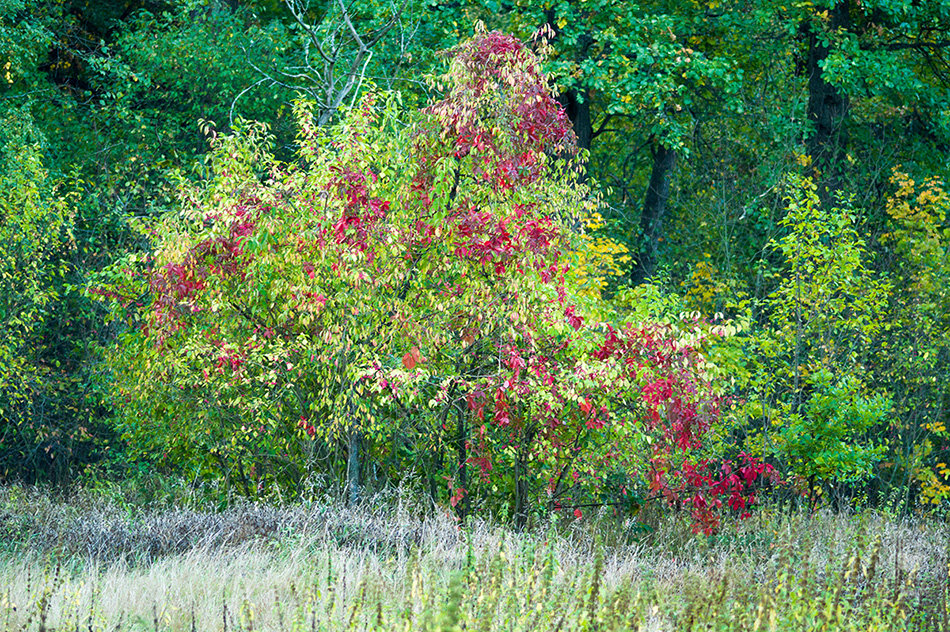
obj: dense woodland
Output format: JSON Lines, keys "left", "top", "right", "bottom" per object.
{"left": 3, "top": 0, "right": 950, "bottom": 532}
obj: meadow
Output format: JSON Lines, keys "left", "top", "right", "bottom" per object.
{"left": 1, "top": 486, "right": 947, "bottom": 632}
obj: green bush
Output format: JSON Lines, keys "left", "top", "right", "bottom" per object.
{"left": 776, "top": 369, "right": 887, "bottom": 503}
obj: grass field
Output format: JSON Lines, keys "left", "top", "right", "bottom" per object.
{"left": 1, "top": 486, "right": 948, "bottom": 631}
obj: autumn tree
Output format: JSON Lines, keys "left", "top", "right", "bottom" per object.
{"left": 96, "top": 31, "right": 771, "bottom": 531}
{"left": 426, "top": 1, "right": 756, "bottom": 283}
{"left": 96, "top": 31, "right": 585, "bottom": 504}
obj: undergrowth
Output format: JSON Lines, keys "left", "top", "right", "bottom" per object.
{"left": 0, "top": 485, "right": 948, "bottom": 631}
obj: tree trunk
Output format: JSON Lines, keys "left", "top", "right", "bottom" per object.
{"left": 631, "top": 142, "right": 676, "bottom": 284}
{"left": 455, "top": 408, "right": 470, "bottom": 521}
{"left": 543, "top": 10, "right": 593, "bottom": 177}
{"left": 562, "top": 87, "right": 593, "bottom": 152}
{"left": 346, "top": 430, "right": 360, "bottom": 505}
{"left": 804, "top": 0, "right": 851, "bottom": 206}
{"left": 513, "top": 428, "right": 535, "bottom": 531}
{"left": 514, "top": 452, "right": 528, "bottom": 531}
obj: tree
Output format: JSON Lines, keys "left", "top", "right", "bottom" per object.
{"left": 0, "top": 108, "right": 75, "bottom": 482}
{"left": 97, "top": 32, "right": 772, "bottom": 531}
{"left": 247, "top": 0, "right": 413, "bottom": 127}
{"left": 96, "top": 31, "right": 584, "bottom": 504}
{"left": 876, "top": 169, "right": 950, "bottom": 508}
{"left": 427, "top": 1, "right": 750, "bottom": 283}
{"left": 747, "top": 177, "right": 890, "bottom": 504}
{"left": 793, "top": 0, "right": 950, "bottom": 205}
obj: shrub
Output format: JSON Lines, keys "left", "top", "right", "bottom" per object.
{"left": 95, "top": 32, "right": 771, "bottom": 533}
{"left": 745, "top": 176, "right": 890, "bottom": 503}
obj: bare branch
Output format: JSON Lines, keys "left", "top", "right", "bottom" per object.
{"left": 336, "top": 0, "right": 367, "bottom": 51}
{"left": 253, "top": 0, "right": 414, "bottom": 126}
{"left": 285, "top": 0, "right": 332, "bottom": 64}
{"left": 229, "top": 77, "right": 271, "bottom": 128}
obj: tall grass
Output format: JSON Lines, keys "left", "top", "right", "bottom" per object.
{"left": 1, "top": 486, "right": 948, "bottom": 631}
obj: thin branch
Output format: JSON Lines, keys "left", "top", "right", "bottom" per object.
{"left": 286, "top": 0, "right": 332, "bottom": 64}
{"left": 229, "top": 77, "right": 270, "bottom": 128}
{"left": 337, "top": 0, "right": 367, "bottom": 50}
{"left": 881, "top": 39, "right": 950, "bottom": 52}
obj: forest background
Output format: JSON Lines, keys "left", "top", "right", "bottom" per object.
{"left": 3, "top": 0, "right": 950, "bottom": 531}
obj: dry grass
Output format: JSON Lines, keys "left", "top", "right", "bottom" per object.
{"left": 1, "top": 486, "right": 948, "bottom": 631}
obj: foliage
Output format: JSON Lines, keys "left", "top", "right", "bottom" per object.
{"left": 884, "top": 168, "right": 950, "bottom": 310}
{"left": 95, "top": 32, "right": 772, "bottom": 533}
{"left": 809, "top": 0, "right": 950, "bottom": 147}
{"left": 0, "top": 0, "right": 54, "bottom": 91}
{"left": 776, "top": 369, "right": 888, "bottom": 497}
{"left": 765, "top": 177, "right": 891, "bottom": 380}
{"left": 744, "top": 177, "right": 891, "bottom": 500}
{"left": 0, "top": 108, "right": 76, "bottom": 482}
{"left": 879, "top": 168, "right": 950, "bottom": 508}
{"left": 4, "top": 0, "right": 950, "bottom": 522}
{"left": 0, "top": 0, "right": 310, "bottom": 485}
{"left": 567, "top": 210, "right": 630, "bottom": 300}
{"left": 425, "top": 0, "right": 764, "bottom": 284}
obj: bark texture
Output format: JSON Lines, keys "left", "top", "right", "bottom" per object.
{"left": 632, "top": 142, "right": 676, "bottom": 284}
